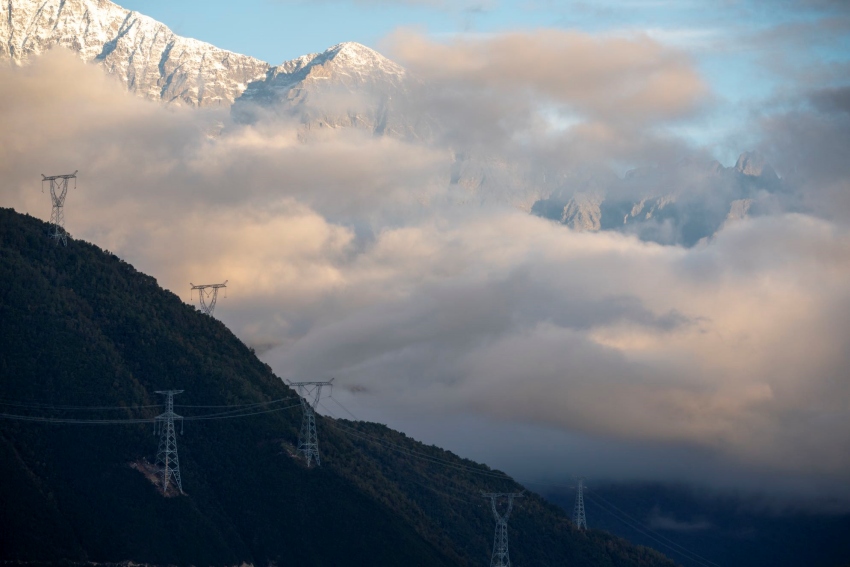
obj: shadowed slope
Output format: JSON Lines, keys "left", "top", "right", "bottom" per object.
{"left": 0, "top": 207, "right": 675, "bottom": 566}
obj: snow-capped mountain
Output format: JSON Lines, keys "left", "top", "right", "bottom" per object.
{"left": 1, "top": 0, "right": 791, "bottom": 246}
{"left": 233, "top": 41, "right": 435, "bottom": 141}
{"left": 0, "top": 0, "right": 269, "bottom": 106}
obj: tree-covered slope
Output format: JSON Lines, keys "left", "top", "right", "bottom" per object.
{"left": 0, "top": 207, "right": 676, "bottom": 567}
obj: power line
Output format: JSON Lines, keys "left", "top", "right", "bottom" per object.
{"left": 325, "top": 419, "right": 516, "bottom": 483}
{"left": 179, "top": 399, "right": 298, "bottom": 420}
{"left": 584, "top": 493, "right": 720, "bottom": 567}
{"left": 182, "top": 403, "right": 302, "bottom": 421}
{"left": 320, "top": 396, "right": 720, "bottom": 567}
{"left": 0, "top": 395, "right": 298, "bottom": 412}
{"left": 409, "top": 478, "right": 476, "bottom": 504}
{"left": 0, "top": 391, "right": 722, "bottom": 567}
{"left": 0, "top": 413, "right": 154, "bottom": 424}
{"left": 318, "top": 396, "right": 518, "bottom": 483}
{"left": 317, "top": 400, "right": 487, "bottom": 502}
{"left": 327, "top": 394, "right": 358, "bottom": 420}
{"left": 586, "top": 490, "right": 722, "bottom": 567}
{"left": 0, "top": 399, "right": 161, "bottom": 411}
{"left": 175, "top": 396, "right": 295, "bottom": 408}
{"left": 0, "top": 402, "right": 302, "bottom": 424}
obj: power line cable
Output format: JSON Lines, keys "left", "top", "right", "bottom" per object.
{"left": 325, "top": 419, "right": 517, "bottom": 483}
{"left": 0, "top": 399, "right": 161, "bottom": 411}
{"left": 0, "top": 392, "right": 722, "bottom": 567}
{"left": 320, "top": 396, "right": 517, "bottom": 482}
{"left": 182, "top": 403, "right": 302, "bottom": 421}
{"left": 584, "top": 493, "right": 720, "bottom": 567}
{"left": 175, "top": 396, "right": 295, "bottom": 408}
{"left": 317, "top": 399, "right": 337, "bottom": 419}
{"left": 180, "top": 398, "right": 298, "bottom": 419}
{"left": 0, "top": 402, "right": 303, "bottom": 424}
{"left": 0, "top": 413, "right": 154, "bottom": 425}
{"left": 586, "top": 490, "right": 722, "bottom": 567}
{"left": 327, "top": 393, "right": 358, "bottom": 420}
{"left": 0, "top": 395, "right": 297, "bottom": 412}
{"left": 321, "top": 395, "right": 719, "bottom": 566}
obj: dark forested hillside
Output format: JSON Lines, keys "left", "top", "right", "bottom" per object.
{"left": 0, "top": 207, "right": 676, "bottom": 566}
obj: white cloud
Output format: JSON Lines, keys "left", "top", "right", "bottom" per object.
{"left": 2, "top": 48, "right": 849, "bottom": 505}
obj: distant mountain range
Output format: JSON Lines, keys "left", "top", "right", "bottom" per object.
{"left": 0, "top": 0, "right": 796, "bottom": 246}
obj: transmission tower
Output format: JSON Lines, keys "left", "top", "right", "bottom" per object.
{"left": 482, "top": 491, "right": 523, "bottom": 567}
{"left": 154, "top": 390, "right": 184, "bottom": 494}
{"left": 41, "top": 171, "right": 77, "bottom": 246}
{"left": 190, "top": 280, "right": 227, "bottom": 316}
{"left": 573, "top": 477, "right": 587, "bottom": 530}
{"left": 288, "top": 379, "right": 333, "bottom": 467}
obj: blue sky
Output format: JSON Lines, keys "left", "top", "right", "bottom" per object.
{"left": 117, "top": 1, "right": 848, "bottom": 67}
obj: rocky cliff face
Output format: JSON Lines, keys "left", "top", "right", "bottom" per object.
{"left": 0, "top": 0, "right": 270, "bottom": 106}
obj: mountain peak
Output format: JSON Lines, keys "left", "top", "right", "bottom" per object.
{"left": 735, "top": 151, "right": 777, "bottom": 179}
{"left": 321, "top": 41, "right": 406, "bottom": 76}
{"left": 233, "top": 39, "right": 415, "bottom": 135}
{"left": 328, "top": 41, "right": 379, "bottom": 56}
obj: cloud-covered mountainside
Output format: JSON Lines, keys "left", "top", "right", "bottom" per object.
{"left": 1, "top": 0, "right": 849, "bottom": 512}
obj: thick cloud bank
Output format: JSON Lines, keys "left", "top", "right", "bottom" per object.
{"left": 2, "top": 49, "right": 849, "bottom": 507}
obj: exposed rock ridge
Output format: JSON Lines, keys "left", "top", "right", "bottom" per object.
{"left": 0, "top": 0, "right": 270, "bottom": 106}
{"left": 233, "top": 41, "right": 427, "bottom": 140}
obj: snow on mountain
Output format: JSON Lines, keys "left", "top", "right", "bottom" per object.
{"left": 2, "top": 0, "right": 792, "bottom": 246}
{"left": 0, "top": 0, "right": 269, "bottom": 107}
{"left": 233, "top": 41, "right": 434, "bottom": 140}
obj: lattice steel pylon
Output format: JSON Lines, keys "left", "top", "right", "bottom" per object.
{"left": 154, "top": 390, "right": 184, "bottom": 494}
{"left": 41, "top": 171, "right": 77, "bottom": 246}
{"left": 288, "top": 379, "right": 333, "bottom": 467}
{"left": 190, "top": 281, "right": 228, "bottom": 316}
{"left": 573, "top": 477, "right": 587, "bottom": 530}
{"left": 482, "top": 492, "right": 523, "bottom": 567}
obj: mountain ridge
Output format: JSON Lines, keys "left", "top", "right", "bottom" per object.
{"left": 0, "top": 206, "right": 677, "bottom": 566}
{"left": 1, "top": 0, "right": 270, "bottom": 106}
